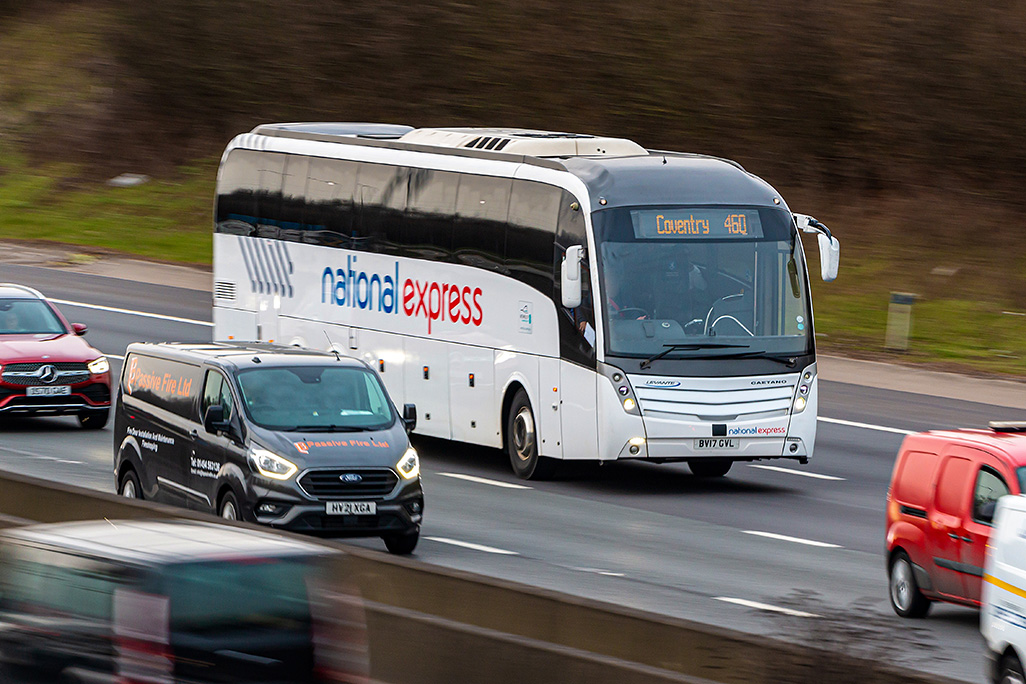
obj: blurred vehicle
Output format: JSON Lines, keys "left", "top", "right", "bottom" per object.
{"left": 113, "top": 342, "right": 423, "bottom": 554}
{"left": 886, "top": 422, "right": 1026, "bottom": 617}
{"left": 0, "top": 283, "right": 111, "bottom": 429}
{"left": 981, "top": 493, "right": 1026, "bottom": 684}
{"left": 212, "top": 123, "right": 840, "bottom": 480}
{"left": 0, "top": 518, "right": 368, "bottom": 684}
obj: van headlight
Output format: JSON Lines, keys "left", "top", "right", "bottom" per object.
{"left": 87, "top": 357, "right": 110, "bottom": 375}
{"left": 396, "top": 447, "right": 420, "bottom": 480}
{"left": 248, "top": 448, "right": 298, "bottom": 480}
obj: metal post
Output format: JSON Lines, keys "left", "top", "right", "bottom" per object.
{"left": 885, "top": 292, "right": 918, "bottom": 351}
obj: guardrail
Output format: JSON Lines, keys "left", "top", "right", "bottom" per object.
{"left": 0, "top": 470, "right": 965, "bottom": 684}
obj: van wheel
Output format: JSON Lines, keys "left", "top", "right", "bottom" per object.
{"left": 119, "top": 470, "right": 141, "bottom": 499}
{"left": 78, "top": 409, "right": 109, "bottom": 430}
{"left": 506, "top": 389, "right": 556, "bottom": 480}
{"left": 688, "top": 459, "right": 732, "bottom": 477}
{"left": 889, "top": 550, "right": 931, "bottom": 618}
{"left": 383, "top": 529, "right": 419, "bottom": 555}
{"left": 1000, "top": 652, "right": 1025, "bottom": 684}
{"left": 219, "top": 491, "right": 240, "bottom": 521}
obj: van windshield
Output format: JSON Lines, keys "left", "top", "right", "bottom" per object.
{"left": 236, "top": 365, "right": 394, "bottom": 431}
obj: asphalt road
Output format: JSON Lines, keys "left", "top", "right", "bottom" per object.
{"left": 3, "top": 262, "right": 1024, "bottom": 682}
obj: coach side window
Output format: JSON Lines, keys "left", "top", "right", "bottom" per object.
{"left": 507, "top": 180, "right": 559, "bottom": 294}
{"left": 216, "top": 149, "right": 264, "bottom": 236}
{"left": 406, "top": 169, "right": 457, "bottom": 262}
{"left": 275, "top": 155, "right": 310, "bottom": 242}
{"left": 355, "top": 163, "right": 409, "bottom": 255}
{"left": 454, "top": 174, "right": 510, "bottom": 272}
{"left": 305, "top": 158, "right": 358, "bottom": 248}
{"left": 555, "top": 193, "right": 595, "bottom": 365}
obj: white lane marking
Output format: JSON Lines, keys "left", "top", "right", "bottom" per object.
{"left": 748, "top": 464, "right": 845, "bottom": 481}
{"left": 714, "top": 597, "right": 820, "bottom": 618}
{"left": 426, "top": 537, "right": 519, "bottom": 555}
{"left": 438, "top": 472, "right": 532, "bottom": 490}
{"left": 742, "top": 530, "right": 842, "bottom": 548}
{"left": 53, "top": 459, "right": 84, "bottom": 464}
{"left": 818, "top": 416, "right": 914, "bottom": 436}
{"left": 49, "top": 298, "right": 213, "bottom": 327}
{"left": 0, "top": 446, "right": 84, "bottom": 464}
{"left": 574, "top": 567, "right": 626, "bottom": 577}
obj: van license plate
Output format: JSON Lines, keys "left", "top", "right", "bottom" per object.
{"left": 326, "top": 501, "right": 376, "bottom": 515}
{"left": 26, "top": 385, "right": 70, "bottom": 396}
{"left": 694, "top": 438, "right": 739, "bottom": 450}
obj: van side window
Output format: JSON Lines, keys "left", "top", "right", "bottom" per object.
{"left": 201, "top": 371, "right": 234, "bottom": 421}
{"left": 973, "top": 467, "right": 1009, "bottom": 525}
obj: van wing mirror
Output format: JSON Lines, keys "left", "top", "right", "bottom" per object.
{"left": 402, "top": 403, "right": 417, "bottom": 433}
{"left": 793, "top": 214, "right": 840, "bottom": 282}
{"left": 203, "top": 404, "right": 227, "bottom": 433}
{"left": 561, "top": 244, "right": 584, "bottom": 308}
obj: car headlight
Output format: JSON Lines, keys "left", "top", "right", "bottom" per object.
{"left": 396, "top": 447, "right": 420, "bottom": 480}
{"left": 87, "top": 357, "right": 109, "bottom": 375}
{"left": 248, "top": 448, "right": 298, "bottom": 480}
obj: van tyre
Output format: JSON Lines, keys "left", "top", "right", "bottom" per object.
{"left": 507, "top": 389, "right": 556, "bottom": 480}
{"left": 119, "top": 470, "right": 141, "bottom": 500}
{"left": 78, "top": 409, "right": 109, "bottom": 430}
{"left": 688, "top": 459, "right": 732, "bottom": 477}
{"left": 383, "top": 529, "right": 419, "bottom": 555}
{"left": 1000, "top": 652, "right": 1025, "bottom": 684}
{"left": 219, "top": 491, "right": 240, "bottom": 521}
{"left": 889, "top": 549, "right": 931, "bottom": 618}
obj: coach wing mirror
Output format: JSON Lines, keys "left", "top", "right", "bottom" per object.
{"left": 203, "top": 404, "right": 229, "bottom": 434}
{"left": 72, "top": 323, "right": 88, "bottom": 336}
{"left": 794, "top": 214, "right": 840, "bottom": 282}
{"left": 402, "top": 403, "right": 417, "bottom": 433}
{"left": 561, "top": 245, "right": 584, "bottom": 308}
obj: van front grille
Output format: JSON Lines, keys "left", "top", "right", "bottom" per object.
{"left": 298, "top": 468, "right": 398, "bottom": 500}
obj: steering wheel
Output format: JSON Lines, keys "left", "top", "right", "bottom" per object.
{"left": 614, "top": 307, "right": 649, "bottom": 320}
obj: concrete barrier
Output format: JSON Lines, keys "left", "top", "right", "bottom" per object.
{"left": 0, "top": 470, "right": 965, "bottom": 684}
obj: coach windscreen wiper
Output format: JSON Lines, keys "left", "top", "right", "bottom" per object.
{"left": 639, "top": 343, "right": 749, "bottom": 370}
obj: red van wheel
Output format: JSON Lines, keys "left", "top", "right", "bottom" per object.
{"left": 888, "top": 550, "right": 931, "bottom": 618}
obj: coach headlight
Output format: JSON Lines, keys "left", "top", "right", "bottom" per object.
{"left": 396, "top": 447, "right": 420, "bottom": 480}
{"left": 87, "top": 357, "right": 110, "bottom": 375}
{"left": 248, "top": 448, "right": 298, "bottom": 480}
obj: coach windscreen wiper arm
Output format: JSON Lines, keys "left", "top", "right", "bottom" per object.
{"left": 639, "top": 343, "right": 749, "bottom": 370}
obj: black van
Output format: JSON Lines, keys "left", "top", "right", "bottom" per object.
{"left": 113, "top": 342, "right": 423, "bottom": 554}
{"left": 0, "top": 518, "right": 368, "bottom": 683}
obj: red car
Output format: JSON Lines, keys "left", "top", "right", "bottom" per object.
{"left": 0, "top": 284, "right": 111, "bottom": 429}
{"left": 886, "top": 422, "right": 1026, "bottom": 617}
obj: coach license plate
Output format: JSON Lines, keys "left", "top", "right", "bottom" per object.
{"left": 326, "top": 501, "right": 376, "bottom": 516}
{"left": 26, "top": 385, "right": 71, "bottom": 397}
{"left": 694, "top": 438, "right": 739, "bottom": 450}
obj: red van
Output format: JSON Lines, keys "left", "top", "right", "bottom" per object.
{"left": 886, "top": 422, "right": 1026, "bottom": 618}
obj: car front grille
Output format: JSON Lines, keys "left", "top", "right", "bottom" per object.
{"left": 299, "top": 468, "right": 399, "bottom": 500}
{"left": 2, "top": 362, "right": 91, "bottom": 387}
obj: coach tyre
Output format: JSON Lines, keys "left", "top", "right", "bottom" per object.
{"left": 506, "top": 389, "right": 556, "bottom": 480}
{"left": 78, "top": 409, "right": 109, "bottom": 430}
{"left": 119, "top": 470, "right": 141, "bottom": 499}
{"left": 888, "top": 549, "right": 931, "bottom": 618}
{"left": 687, "top": 459, "right": 732, "bottom": 477}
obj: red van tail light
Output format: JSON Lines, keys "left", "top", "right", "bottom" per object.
{"left": 116, "top": 635, "right": 174, "bottom": 684}
{"left": 113, "top": 589, "right": 173, "bottom": 684}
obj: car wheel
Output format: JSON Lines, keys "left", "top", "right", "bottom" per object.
{"left": 1001, "top": 653, "right": 1025, "bottom": 684}
{"left": 383, "top": 529, "right": 419, "bottom": 555}
{"left": 506, "top": 389, "right": 556, "bottom": 480}
{"left": 688, "top": 459, "right": 732, "bottom": 477}
{"left": 78, "top": 409, "right": 109, "bottom": 430}
{"left": 119, "top": 470, "right": 142, "bottom": 500}
{"left": 889, "top": 550, "right": 931, "bottom": 618}
{"left": 219, "top": 491, "right": 240, "bottom": 521}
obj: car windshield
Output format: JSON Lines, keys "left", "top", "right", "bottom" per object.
{"left": 236, "top": 365, "right": 394, "bottom": 431}
{"left": 591, "top": 206, "right": 812, "bottom": 360}
{"left": 0, "top": 298, "right": 66, "bottom": 335}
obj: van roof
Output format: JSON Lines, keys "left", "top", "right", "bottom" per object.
{"left": 125, "top": 341, "right": 368, "bottom": 371}
{"left": 0, "top": 519, "right": 334, "bottom": 566}
{"left": 903, "top": 429, "right": 1026, "bottom": 465}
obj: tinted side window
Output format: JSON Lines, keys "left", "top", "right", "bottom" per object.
{"left": 305, "top": 158, "right": 358, "bottom": 248}
{"left": 276, "top": 155, "right": 310, "bottom": 243}
{"left": 122, "top": 354, "right": 202, "bottom": 418}
{"left": 553, "top": 191, "right": 595, "bottom": 366}
{"left": 216, "top": 149, "right": 264, "bottom": 236}
{"left": 0, "top": 547, "right": 121, "bottom": 621}
{"left": 973, "top": 467, "right": 1009, "bottom": 524}
{"left": 201, "top": 370, "right": 234, "bottom": 422}
{"left": 406, "top": 169, "right": 457, "bottom": 261}
{"left": 354, "top": 163, "right": 408, "bottom": 255}
{"left": 506, "top": 180, "right": 559, "bottom": 294}
{"left": 454, "top": 174, "right": 510, "bottom": 272}
{"left": 253, "top": 153, "right": 286, "bottom": 239}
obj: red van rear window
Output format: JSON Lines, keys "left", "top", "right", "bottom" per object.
{"left": 893, "top": 451, "right": 939, "bottom": 507}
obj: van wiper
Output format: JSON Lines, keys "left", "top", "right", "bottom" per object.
{"left": 291, "top": 424, "right": 363, "bottom": 433}
{"left": 639, "top": 343, "right": 749, "bottom": 370}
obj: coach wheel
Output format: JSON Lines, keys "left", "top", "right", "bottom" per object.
{"left": 506, "top": 389, "right": 556, "bottom": 480}
{"left": 688, "top": 459, "right": 732, "bottom": 477}
{"left": 78, "top": 409, "right": 109, "bottom": 430}
{"left": 888, "top": 550, "right": 931, "bottom": 618}
{"left": 119, "top": 470, "right": 141, "bottom": 499}
{"left": 219, "top": 491, "right": 240, "bottom": 521}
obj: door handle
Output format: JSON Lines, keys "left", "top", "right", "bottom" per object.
{"left": 948, "top": 532, "right": 973, "bottom": 543}
{"left": 190, "top": 429, "right": 199, "bottom": 438}
{"left": 961, "top": 535, "right": 973, "bottom": 544}
{"left": 948, "top": 532, "right": 960, "bottom": 541}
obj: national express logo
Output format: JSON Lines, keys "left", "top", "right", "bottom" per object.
{"left": 321, "top": 255, "right": 483, "bottom": 334}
